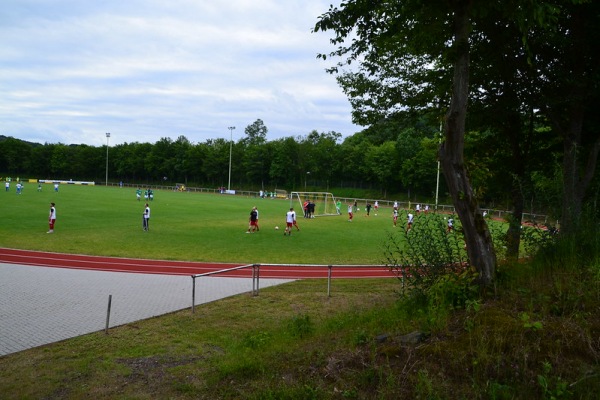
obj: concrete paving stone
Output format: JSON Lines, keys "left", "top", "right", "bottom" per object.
{"left": 0, "top": 263, "right": 292, "bottom": 356}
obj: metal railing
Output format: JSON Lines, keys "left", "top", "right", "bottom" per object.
{"left": 109, "top": 182, "right": 550, "bottom": 224}
{"left": 189, "top": 263, "right": 394, "bottom": 313}
{"left": 191, "top": 264, "right": 259, "bottom": 313}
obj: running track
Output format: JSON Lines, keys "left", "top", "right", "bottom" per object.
{"left": 0, "top": 248, "right": 395, "bottom": 279}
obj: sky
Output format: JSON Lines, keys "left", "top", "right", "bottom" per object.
{"left": 0, "top": 0, "right": 361, "bottom": 147}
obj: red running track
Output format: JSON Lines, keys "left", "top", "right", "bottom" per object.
{"left": 0, "top": 247, "right": 395, "bottom": 279}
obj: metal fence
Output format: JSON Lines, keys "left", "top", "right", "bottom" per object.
{"left": 190, "top": 263, "right": 395, "bottom": 313}
{"left": 109, "top": 182, "right": 549, "bottom": 224}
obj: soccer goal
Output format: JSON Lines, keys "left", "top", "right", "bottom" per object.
{"left": 290, "top": 192, "right": 340, "bottom": 217}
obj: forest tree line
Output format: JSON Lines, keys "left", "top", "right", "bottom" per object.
{"left": 0, "top": 110, "right": 565, "bottom": 216}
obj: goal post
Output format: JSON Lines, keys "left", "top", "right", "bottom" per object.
{"left": 290, "top": 192, "right": 341, "bottom": 217}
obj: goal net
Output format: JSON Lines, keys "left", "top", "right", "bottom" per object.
{"left": 290, "top": 192, "right": 340, "bottom": 217}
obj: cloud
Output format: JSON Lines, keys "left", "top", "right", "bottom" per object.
{"left": 0, "top": 0, "right": 358, "bottom": 146}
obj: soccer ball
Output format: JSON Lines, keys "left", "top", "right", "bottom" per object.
{"left": 275, "top": 226, "right": 279, "bottom": 230}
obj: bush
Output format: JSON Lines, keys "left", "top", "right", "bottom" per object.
{"left": 384, "top": 213, "right": 468, "bottom": 298}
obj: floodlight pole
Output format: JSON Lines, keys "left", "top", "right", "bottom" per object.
{"left": 435, "top": 119, "right": 442, "bottom": 211}
{"left": 105, "top": 133, "right": 111, "bottom": 186}
{"left": 305, "top": 171, "right": 310, "bottom": 191}
{"left": 227, "top": 126, "right": 235, "bottom": 191}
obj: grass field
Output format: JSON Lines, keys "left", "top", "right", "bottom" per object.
{"left": 1, "top": 184, "right": 412, "bottom": 265}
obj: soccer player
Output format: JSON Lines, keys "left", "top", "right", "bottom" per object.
{"left": 374, "top": 200, "right": 379, "bottom": 215}
{"left": 47, "top": 202, "right": 56, "bottom": 233}
{"left": 393, "top": 208, "right": 399, "bottom": 227}
{"left": 447, "top": 217, "right": 454, "bottom": 233}
{"left": 136, "top": 188, "right": 141, "bottom": 201}
{"left": 406, "top": 212, "right": 414, "bottom": 232}
{"left": 143, "top": 203, "right": 150, "bottom": 231}
{"left": 285, "top": 207, "right": 296, "bottom": 236}
{"left": 247, "top": 207, "right": 258, "bottom": 233}
{"left": 255, "top": 207, "right": 260, "bottom": 231}
{"left": 347, "top": 204, "right": 354, "bottom": 222}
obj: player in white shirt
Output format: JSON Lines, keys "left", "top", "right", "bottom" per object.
{"left": 447, "top": 217, "right": 454, "bottom": 233}
{"left": 406, "top": 212, "right": 414, "bottom": 232}
{"left": 143, "top": 203, "right": 151, "bottom": 231}
{"left": 285, "top": 208, "right": 296, "bottom": 236}
{"left": 47, "top": 202, "right": 56, "bottom": 233}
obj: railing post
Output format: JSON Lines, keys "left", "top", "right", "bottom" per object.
{"left": 252, "top": 264, "right": 260, "bottom": 296}
{"left": 327, "top": 265, "right": 332, "bottom": 297}
{"left": 105, "top": 294, "right": 112, "bottom": 334}
{"left": 191, "top": 275, "right": 196, "bottom": 314}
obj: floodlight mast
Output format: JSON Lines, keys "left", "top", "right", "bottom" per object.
{"left": 227, "top": 126, "right": 235, "bottom": 191}
{"left": 105, "top": 133, "right": 111, "bottom": 186}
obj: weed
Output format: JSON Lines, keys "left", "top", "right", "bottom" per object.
{"left": 519, "top": 312, "right": 543, "bottom": 331}
{"left": 537, "top": 360, "right": 572, "bottom": 399}
{"left": 242, "top": 331, "right": 272, "bottom": 349}
{"left": 287, "top": 314, "right": 314, "bottom": 339}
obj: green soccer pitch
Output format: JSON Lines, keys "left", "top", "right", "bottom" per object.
{"left": 1, "top": 184, "right": 410, "bottom": 265}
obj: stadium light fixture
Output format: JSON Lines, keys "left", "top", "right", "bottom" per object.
{"left": 305, "top": 171, "right": 310, "bottom": 191}
{"left": 227, "top": 126, "right": 235, "bottom": 191}
{"left": 105, "top": 133, "right": 111, "bottom": 186}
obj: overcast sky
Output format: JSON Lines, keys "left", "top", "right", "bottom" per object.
{"left": 0, "top": 0, "right": 360, "bottom": 146}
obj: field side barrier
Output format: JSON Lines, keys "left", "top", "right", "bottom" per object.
{"left": 190, "top": 263, "right": 392, "bottom": 313}
{"left": 191, "top": 264, "right": 259, "bottom": 313}
{"left": 109, "top": 182, "right": 548, "bottom": 224}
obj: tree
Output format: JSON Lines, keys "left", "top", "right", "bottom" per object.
{"left": 0, "top": 136, "right": 32, "bottom": 175}
{"left": 241, "top": 120, "right": 270, "bottom": 188}
{"left": 269, "top": 137, "right": 300, "bottom": 190}
{"left": 365, "top": 141, "right": 399, "bottom": 197}
{"left": 242, "top": 119, "right": 268, "bottom": 146}
{"left": 201, "top": 139, "right": 230, "bottom": 186}
{"left": 172, "top": 135, "right": 192, "bottom": 184}
{"left": 145, "top": 137, "right": 175, "bottom": 181}
{"left": 315, "top": 0, "right": 497, "bottom": 284}
{"left": 531, "top": 1, "right": 600, "bottom": 234}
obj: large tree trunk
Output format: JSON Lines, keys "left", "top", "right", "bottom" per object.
{"left": 551, "top": 7, "right": 600, "bottom": 235}
{"left": 439, "top": 0, "right": 496, "bottom": 285}
{"left": 504, "top": 106, "right": 532, "bottom": 259}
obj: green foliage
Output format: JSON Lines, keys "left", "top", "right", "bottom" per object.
{"left": 519, "top": 312, "right": 543, "bottom": 331}
{"left": 384, "top": 212, "right": 468, "bottom": 297}
{"left": 537, "top": 361, "right": 572, "bottom": 400}
{"left": 242, "top": 331, "right": 272, "bottom": 349}
{"left": 287, "top": 314, "right": 314, "bottom": 339}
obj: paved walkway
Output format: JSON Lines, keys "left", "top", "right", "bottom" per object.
{"left": 0, "top": 263, "right": 292, "bottom": 356}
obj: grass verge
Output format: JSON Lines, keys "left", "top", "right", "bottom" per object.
{"left": 1, "top": 266, "right": 599, "bottom": 399}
